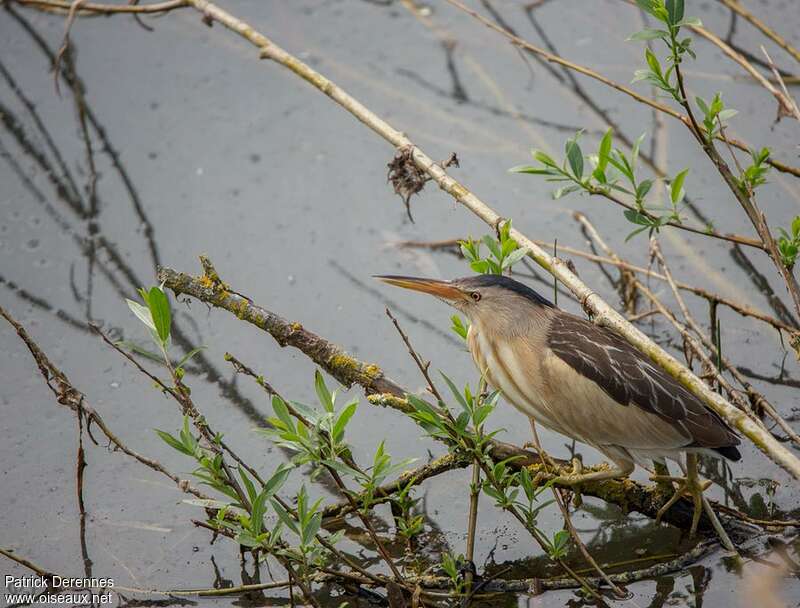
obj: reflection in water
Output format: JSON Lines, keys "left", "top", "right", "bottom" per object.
{"left": 2, "top": 4, "right": 269, "bottom": 426}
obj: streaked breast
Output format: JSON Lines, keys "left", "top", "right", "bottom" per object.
{"left": 467, "top": 322, "right": 566, "bottom": 434}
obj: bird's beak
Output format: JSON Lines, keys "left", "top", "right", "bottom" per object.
{"left": 374, "top": 275, "right": 467, "bottom": 302}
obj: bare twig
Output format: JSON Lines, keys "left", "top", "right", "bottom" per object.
{"left": 716, "top": 0, "right": 800, "bottom": 65}
{"left": 443, "top": 0, "right": 800, "bottom": 177}
{"left": 761, "top": 46, "right": 800, "bottom": 122}
{"left": 12, "top": 0, "right": 187, "bottom": 14}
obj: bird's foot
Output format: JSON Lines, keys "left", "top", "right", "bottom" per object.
{"left": 553, "top": 459, "right": 603, "bottom": 486}
{"left": 651, "top": 472, "right": 711, "bottom": 537}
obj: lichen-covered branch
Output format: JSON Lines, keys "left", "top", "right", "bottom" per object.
{"left": 159, "top": 257, "right": 402, "bottom": 397}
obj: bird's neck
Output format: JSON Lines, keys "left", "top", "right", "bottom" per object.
{"left": 467, "top": 303, "right": 553, "bottom": 342}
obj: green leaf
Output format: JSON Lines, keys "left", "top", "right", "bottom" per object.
{"left": 565, "top": 138, "right": 584, "bottom": 179}
{"left": 271, "top": 395, "right": 295, "bottom": 431}
{"left": 236, "top": 531, "right": 263, "bottom": 549}
{"left": 596, "top": 129, "right": 612, "bottom": 174}
{"left": 625, "top": 225, "right": 652, "bottom": 242}
{"left": 314, "top": 370, "right": 334, "bottom": 412}
{"left": 627, "top": 28, "right": 668, "bottom": 41}
{"left": 792, "top": 216, "right": 800, "bottom": 239}
{"left": 450, "top": 314, "right": 469, "bottom": 340}
{"left": 608, "top": 152, "right": 634, "bottom": 183}
{"left": 407, "top": 394, "right": 438, "bottom": 418}
{"left": 670, "top": 168, "right": 689, "bottom": 204}
{"left": 635, "top": 0, "right": 660, "bottom": 18}
{"left": 631, "top": 132, "right": 646, "bottom": 171}
{"left": 176, "top": 346, "right": 205, "bottom": 369}
{"left": 147, "top": 286, "right": 171, "bottom": 344}
{"left": 676, "top": 16, "right": 701, "bottom": 27}
{"left": 644, "top": 48, "right": 662, "bottom": 77}
{"left": 271, "top": 500, "right": 299, "bottom": 534}
{"left": 532, "top": 150, "right": 557, "bottom": 167}
{"left": 440, "top": 372, "right": 469, "bottom": 412}
{"left": 333, "top": 401, "right": 358, "bottom": 440}
{"left": 501, "top": 247, "right": 528, "bottom": 270}
{"left": 635, "top": 179, "right": 653, "bottom": 201}
{"left": 116, "top": 340, "right": 164, "bottom": 364}
{"left": 264, "top": 464, "right": 292, "bottom": 497}
{"left": 482, "top": 235, "right": 502, "bottom": 260}
{"left": 473, "top": 405, "right": 494, "bottom": 427}
{"left": 126, "top": 298, "right": 156, "bottom": 333}
{"left": 509, "top": 165, "right": 555, "bottom": 175}
{"left": 239, "top": 466, "right": 258, "bottom": 506}
{"left": 302, "top": 512, "right": 322, "bottom": 546}
{"left": 552, "top": 185, "right": 581, "bottom": 200}
{"left": 665, "top": 0, "right": 684, "bottom": 25}
{"left": 251, "top": 489, "right": 268, "bottom": 536}
{"left": 155, "top": 429, "right": 192, "bottom": 455}
{"left": 321, "top": 459, "right": 359, "bottom": 478}
{"left": 624, "top": 209, "right": 653, "bottom": 226}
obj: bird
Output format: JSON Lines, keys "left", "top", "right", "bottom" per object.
{"left": 376, "top": 273, "right": 741, "bottom": 535}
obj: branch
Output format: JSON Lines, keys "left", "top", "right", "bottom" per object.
{"left": 12, "top": 0, "right": 187, "bottom": 13}
{"left": 716, "top": 0, "right": 800, "bottom": 65}
{"left": 443, "top": 0, "right": 799, "bottom": 177}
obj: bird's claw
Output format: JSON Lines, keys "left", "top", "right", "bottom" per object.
{"left": 552, "top": 457, "right": 584, "bottom": 483}
{"left": 652, "top": 473, "right": 711, "bottom": 537}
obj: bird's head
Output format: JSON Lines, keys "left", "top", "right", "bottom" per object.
{"left": 375, "top": 274, "right": 554, "bottom": 325}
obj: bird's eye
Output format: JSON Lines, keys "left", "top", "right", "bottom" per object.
{"left": 470, "top": 291, "right": 481, "bottom": 302}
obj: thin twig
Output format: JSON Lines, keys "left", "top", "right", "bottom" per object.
{"left": 443, "top": 0, "right": 800, "bottom": 178}
{"left": 12, "top": 0, "right": 187, "bottom": 13}
{"left": 715, "top": 0, "right": 800, "bottom": 65}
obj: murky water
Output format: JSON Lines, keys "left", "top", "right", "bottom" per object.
{"left": 1, "top": 1, "right": 799, "bottom": 606}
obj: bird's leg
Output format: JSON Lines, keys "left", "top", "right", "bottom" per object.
{"left": 652, "top": 453, "right": 711, "bottom": 537}
{"left": 523, "top": 419, "right": 560, "bottom": 471}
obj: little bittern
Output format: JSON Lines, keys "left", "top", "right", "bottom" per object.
{"left": 377, "top": 274, "right": 740, "bottom": 534}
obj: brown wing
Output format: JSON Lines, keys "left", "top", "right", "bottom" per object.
{"left": 547, "top": 312, "right": 740, "bottom": 455}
